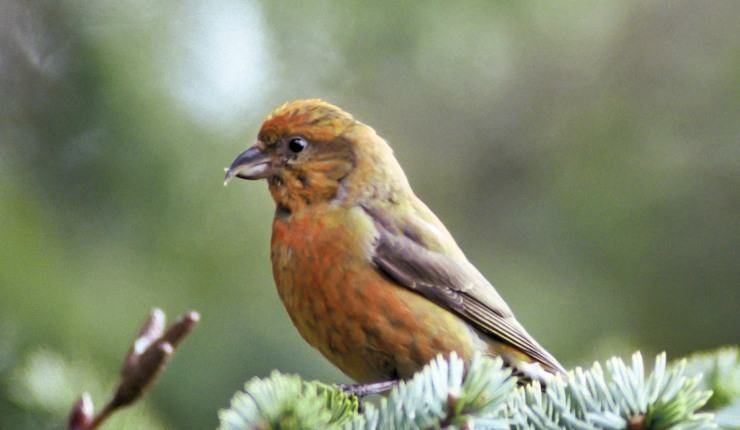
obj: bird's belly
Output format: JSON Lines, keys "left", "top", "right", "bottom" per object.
{"left": 270, "top": 211, "right": 482, "bottom": 382}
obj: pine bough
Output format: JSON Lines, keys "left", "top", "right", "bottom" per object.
{"left": 219, "top": 347, "right": 739, "bottom": 430}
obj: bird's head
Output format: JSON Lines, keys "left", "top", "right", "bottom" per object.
{"left": 225, "top": 99, "right": 408, "bottom": 212}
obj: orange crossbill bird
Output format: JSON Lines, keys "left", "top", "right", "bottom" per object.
{"left": 225, "top": 99, "right": 565, "bottom": 387}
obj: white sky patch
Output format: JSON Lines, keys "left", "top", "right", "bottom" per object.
{"left": 166, "top": 0, "right": 273, "bottom": 130}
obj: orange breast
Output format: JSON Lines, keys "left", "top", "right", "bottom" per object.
{"left": 270, "top": 205, "right": 481, "bottom": 382}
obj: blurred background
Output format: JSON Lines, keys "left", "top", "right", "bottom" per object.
{"left": 1, "top": 0, "right": 738, "bottom": 428}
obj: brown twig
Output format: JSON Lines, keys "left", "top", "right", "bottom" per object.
{"left": 67, "top": 309, "right": 200, "bottom": 430}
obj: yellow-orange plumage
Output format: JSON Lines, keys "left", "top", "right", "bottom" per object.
{"left": 226, "top": 99, "right": 564, "bottom": 384}
{"left": 271, "top": 205, "right": 483, "bottom": 381}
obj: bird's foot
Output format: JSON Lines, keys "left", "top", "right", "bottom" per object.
{"left": 336, "top": 380, "right": 398, "bottom": 398}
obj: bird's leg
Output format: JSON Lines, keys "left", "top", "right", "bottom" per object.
{"left": 336, "top": 380, "right": 398, "bottom": 398}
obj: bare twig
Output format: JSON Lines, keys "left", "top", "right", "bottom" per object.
{"left": 67, "top": 309, "right": 200, "bottom": 430}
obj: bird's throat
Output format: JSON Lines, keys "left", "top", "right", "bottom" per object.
{"left": 269, "top": 171, "right": 344, "bottom": 213}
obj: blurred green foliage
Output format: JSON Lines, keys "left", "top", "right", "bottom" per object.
{"left": 1, "top": 0, "right": 737, "bottom": 428}
{"left": 0, "top": 342, "right": 168, "bottom": 429}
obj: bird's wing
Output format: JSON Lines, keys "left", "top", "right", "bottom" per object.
{"left": 365, "top": 205, "right": 565, "bottom": 374}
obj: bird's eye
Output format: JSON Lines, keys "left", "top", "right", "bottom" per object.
{"left": 288, "top": 137, "right": 308, "bottom": 153}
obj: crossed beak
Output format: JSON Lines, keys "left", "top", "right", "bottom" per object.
{"left": 224, "top": 144, "right": 274, "bottom": 185}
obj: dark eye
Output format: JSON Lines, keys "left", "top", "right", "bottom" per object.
{"left": 288, "top": 137, "right": 308, "bottom": 153}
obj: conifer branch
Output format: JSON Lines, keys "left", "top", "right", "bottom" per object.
{"left": 219, "top": 347, "right": 739, "bottom": 430}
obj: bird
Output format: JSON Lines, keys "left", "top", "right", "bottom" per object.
{"left": 225, "top": 99, "right": 565, "bottom": 389}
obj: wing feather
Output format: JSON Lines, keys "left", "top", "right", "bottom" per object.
{"left": 368, "top": 206, "right": 564, "bottom": 374}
